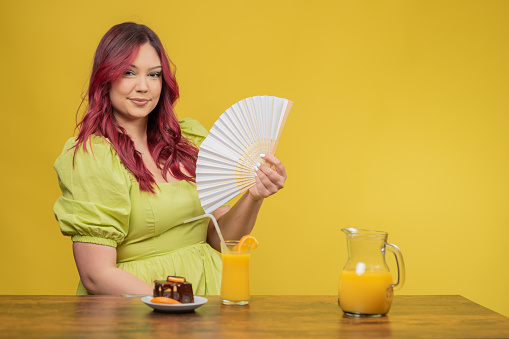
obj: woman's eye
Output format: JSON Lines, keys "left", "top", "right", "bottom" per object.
{"left": 124, "top": 70, "right": 135, "bottom": 76}
{"left": 149, "top": 72, "right": 162, "bottom": 78}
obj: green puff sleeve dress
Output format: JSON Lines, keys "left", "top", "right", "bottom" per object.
{"left": 53, "top": 118, "right": 224, "bottom": 295}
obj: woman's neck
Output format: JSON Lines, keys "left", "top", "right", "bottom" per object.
{"left": 116, "top": 116, "right": 149, "bottom": 153}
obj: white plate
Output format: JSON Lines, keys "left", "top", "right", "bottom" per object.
{"left": 142, "top": 295, "right": 208, "bottom": 313}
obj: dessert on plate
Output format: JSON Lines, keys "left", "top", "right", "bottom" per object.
{"left": 152, "top": 276, "right": 194, "bottom": 304}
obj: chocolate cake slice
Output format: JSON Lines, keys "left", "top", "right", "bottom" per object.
{"left": 153, "top": 277, "right": 194, "bottom": 303}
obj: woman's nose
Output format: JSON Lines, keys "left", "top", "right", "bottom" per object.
{"left": 135, "top": 76, "right": 149, "bottom": 92}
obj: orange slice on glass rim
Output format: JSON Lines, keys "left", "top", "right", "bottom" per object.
{"left": 236, "top": 235, "right": 259, "bottom": 252}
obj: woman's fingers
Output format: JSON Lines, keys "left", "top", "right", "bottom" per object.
{"left": 260, "top": 154, "right": 287, "bottom": 179}
{"left": 255, "top": 168, "right": 281, "bottom": 195}
{"left": 249, "top": 155, "right": 287, "bottom": 200}
{"left": 257, "top": 163, "right": 285, "bottom": 189}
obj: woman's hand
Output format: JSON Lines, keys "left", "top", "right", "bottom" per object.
{"left": 207, "top": 154, "right": 287, "bottom": 250}
{"left": 248, "top": 154, "right": 287, "bottom": 201}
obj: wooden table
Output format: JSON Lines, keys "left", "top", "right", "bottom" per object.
{"left": 1, "top": 295, "right": 508, "bottom": 338}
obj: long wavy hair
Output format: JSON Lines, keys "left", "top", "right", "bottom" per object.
{"left": 73, "top": 22, "right": 198, "bottom": 193}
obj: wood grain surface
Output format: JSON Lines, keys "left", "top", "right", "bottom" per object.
{"left": 0, "top": 295, "right": 508, "bottom": 338}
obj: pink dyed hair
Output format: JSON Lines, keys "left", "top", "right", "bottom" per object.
{"left": 73, "top": 22, "right": 198, "bottom": 192}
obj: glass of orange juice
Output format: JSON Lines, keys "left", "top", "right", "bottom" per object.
{"left": 220, "top": 240, "right": 250, "bottom": 305}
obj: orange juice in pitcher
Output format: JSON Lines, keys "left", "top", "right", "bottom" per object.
{"left": 338, "top": 228, "right": 405, "bottom": 317}
{"left": 339, "top": 270, "right": 393, "bottom": 315}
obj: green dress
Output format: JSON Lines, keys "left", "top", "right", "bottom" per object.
{"left": 53, "top": 118, "right": 224, "bottom": 295}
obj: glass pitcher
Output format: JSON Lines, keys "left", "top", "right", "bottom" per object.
{"left": 338, "top": 227, "right": 405, "bottom": 317}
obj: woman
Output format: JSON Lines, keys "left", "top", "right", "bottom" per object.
{"left": 54, "top": 22, "right": 287, "bottom": 295}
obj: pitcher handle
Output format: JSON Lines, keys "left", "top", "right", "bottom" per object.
{"left": 386, "top": 243, "right": 405, "bottom": 291}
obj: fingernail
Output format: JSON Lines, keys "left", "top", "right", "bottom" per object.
{"left": 254, "top": 165, "right": 259, "bottom": 171}
{"left": 254, "top": 172, "right": 258, "bottom": 177}
{"left": 260, "top": 154, "right": 265, "bottom": 158}
{"left": 256, "top": 162, "right": 261, "bottom": 167}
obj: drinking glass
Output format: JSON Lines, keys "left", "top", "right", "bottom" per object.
{"left": 220, "top": 240, "right": 250, "bottom": 305}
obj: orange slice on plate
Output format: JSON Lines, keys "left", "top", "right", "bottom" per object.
{"left": 151, "top": 297, "right": 182, "bottom": 304}
{"left": 236, "top": 235, "right": 259, "bottom": 252}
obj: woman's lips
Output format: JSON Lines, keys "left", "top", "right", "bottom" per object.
{"left": 129, "top": 98, "right": 150, "bottom": 106}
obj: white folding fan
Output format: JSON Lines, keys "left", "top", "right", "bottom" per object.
{"left": 196, "top": 95, "right": 293, "bottom": 213}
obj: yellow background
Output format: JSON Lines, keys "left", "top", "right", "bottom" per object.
{"left": 1, "top": 0, "right": 508, "bottom": 316}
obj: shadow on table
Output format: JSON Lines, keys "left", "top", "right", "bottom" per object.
{"left": 338, "top": 313, "right": 392, "bottom": 338}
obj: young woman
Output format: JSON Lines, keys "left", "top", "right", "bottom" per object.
{"left": 54, "top": 22, "right": 287, "bottom": 295}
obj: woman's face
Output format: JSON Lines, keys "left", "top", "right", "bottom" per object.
{"left": 110, "top": 43, "right": 162, "bottom": 126}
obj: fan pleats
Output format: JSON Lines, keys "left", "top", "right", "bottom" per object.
{"left": 196, "top": 95, "right": 292, "bottom": 213}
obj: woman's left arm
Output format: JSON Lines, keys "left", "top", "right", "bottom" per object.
{"left": 207, "top": 154, "right": 287, "bottom": 251}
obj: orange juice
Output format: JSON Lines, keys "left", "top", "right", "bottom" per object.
{"left": 338, "top": 270, "right": 393, "bottom": 315}
{"left": 220, "top": 251, "right": 250, "bottom": 304}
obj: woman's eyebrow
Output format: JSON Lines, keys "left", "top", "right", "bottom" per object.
{"left": 130, "top": 65, "right": 162, "bottom": 70}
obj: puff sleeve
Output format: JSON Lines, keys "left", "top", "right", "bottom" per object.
{"left": 53, "top": 136, "right": 132, "bottom": 248}
{"left": 179, "top": 118, "right": 208, "bottom": 148}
